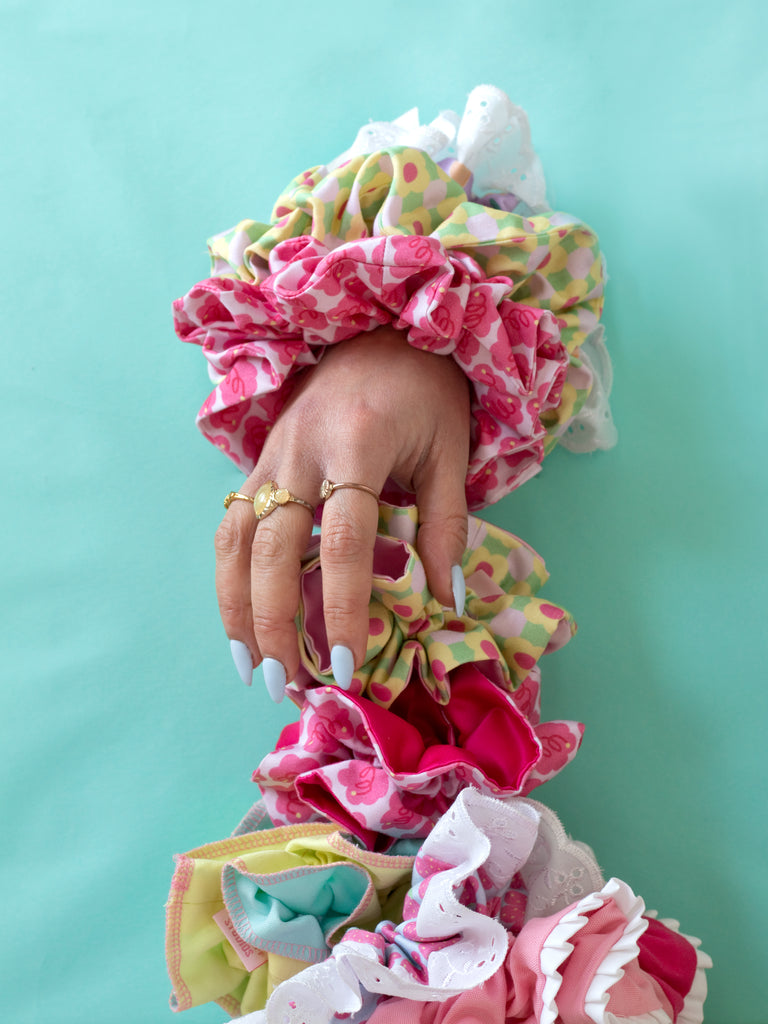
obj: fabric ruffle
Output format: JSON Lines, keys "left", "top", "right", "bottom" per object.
{"left": 329, "top": 84, "right": 549, "bottom": 213}
{"left": 362, "top": 890, "right": 711, "bottom": 1024}
{"left": 253, "top": 503, "right": 582, "bottom": 847}
{"left": 260, "top": 789, "right": 541, "bottom": 1021}
{"left": 254, "top": 666, "right": 582, "bottom": 847}
{"left": 239, "top": 791, "right": 709, "bottom": 1024}
{"left": 167, "top": 88, "right": 700, "bottom": 1024}
{"left": 174, "top": 142, "right": 605, "bottom": 508}
{"left": 165, "top": 823, "right": 414, "bottom": 1017}
{"left": 558, "top": 324, "right": 618, "bottom": 453}
{"left": 290, "top": 503, "right": 575, "bottom": 707}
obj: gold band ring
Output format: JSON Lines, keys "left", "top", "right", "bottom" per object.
{"left": 224, "top": 491, "right": 253, "bottom": 509}
{"left": 224, "top": 482, "right": 315, "bottom": 521}
{"left": 320, "top": 479, "right": 379, "bottom": 502}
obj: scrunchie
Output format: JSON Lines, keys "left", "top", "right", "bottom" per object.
{"left": 287, "top": 503, "right": 575, "bottom": 708}
{"left": 254, "top": 667, "right": 583, "bottom": 847}
{"left": 173, "top": 147, "right": 604, "bottom": 508}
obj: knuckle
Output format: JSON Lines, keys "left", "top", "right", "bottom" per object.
{"left": 251, "top": 524, "right": 292, "bottom": 567}
{"left": 417, "top": 512, "right": 468, "bottom": 571}
{"left": 214, "top": 513, "right": 251, "bottom": 559}
{"left": 290, "top": 390, "right": 383, "bottom": 452}
{"left": 250, "top": 606, "right": 287, "bottom": 636}
{"left": 250, "top": 610, "right": 296, "bottom": 666}
{"left": 274, "top": 402, "right": 312, "bottom": 449}
{"left": 340, "top": 398, "right": 380, "bottom": 437}
{"left": 420, "top": 510, "right": 467, "bottom": 543}
{"left": 323, "top": 592, "right": 366, "bottom": 633}
{"left": 320, "top": 517, "right": 370, "bottom": 564}
{"left": 216, "top": 591, "right": 248, "bottom": 631}
{"left": 440, "top": 511, "right": 469, "bottom": 546}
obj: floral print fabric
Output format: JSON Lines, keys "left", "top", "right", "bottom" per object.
{"left": 254, "top": 667, "right": 582, "bottom": 847}
{"left": 363, "top": 901, "right": 707, "bottom": 1024}
{"left": 173, "top": 147, "right": 604, "bottom": 508}
{"left": 165, "top": 500, "right": 710, "bottom": 1022}
{"left": 256, "top": 792, "right": 710, "bottom": 1024}
{"left": 167, "top": 89, "right": 708, "bottom": 1024}
{"left": 252, "top": 505, "right": 582, "bottom": 846}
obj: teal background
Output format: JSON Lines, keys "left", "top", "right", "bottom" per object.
{"left": 2, "top": 1, "right": 765, "bottom": 1021}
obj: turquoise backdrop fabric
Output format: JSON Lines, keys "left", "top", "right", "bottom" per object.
{"left": 2, "top": 1, "right": 766, "bottom": 1021}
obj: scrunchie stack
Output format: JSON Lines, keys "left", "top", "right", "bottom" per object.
{"left": 173, "top": 144, "right": 604, "bottom": 508}
{"left": 167, "top": 89, "right": 706, "bottom": 1024}
{"left": 165, "top": 510, "right": 710, "bottom": 1024}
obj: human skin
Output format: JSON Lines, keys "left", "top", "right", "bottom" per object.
{"left": 214, "top": 325, "right": 472, "bottom": 698}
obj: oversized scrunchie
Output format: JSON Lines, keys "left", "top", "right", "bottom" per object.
{"left": 173, "top": 147, "right": 605, "bottom": 508}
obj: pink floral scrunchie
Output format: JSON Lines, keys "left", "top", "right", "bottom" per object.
{"left": 254, "top": 666, "right": 583, "bottom": 848}
{"left": 175, "top": 233, "right": 567, "bottom": 509}
{"left": 254, "top": 505, "right": 582, "bottom": 848}
{"left": 173, "top": 147, "right": 604, "bottom": 508}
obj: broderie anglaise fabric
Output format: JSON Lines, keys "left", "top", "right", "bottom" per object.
{"left": 520, "top": 798, "right": 606, "bottom": 919}
{"left": 258, "top": 791, "right": 539, "bottom": 1022}
{"left": 217, "top": 792, "right": 710, "bottom": 1024}
{"left": 557, "top": 325, "right": 618, "bottom": 453}
{"left": 164, "top": 508, "right": 710, "bottom": 1021}
{"left": 330, "top": 85, "right": 548, "bottom": 213}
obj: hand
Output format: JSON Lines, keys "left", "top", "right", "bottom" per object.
{"left": 214, "top": 326, "right": 471, "bottom": 701}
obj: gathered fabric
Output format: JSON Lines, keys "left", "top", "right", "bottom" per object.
{"left": 252, "top": 505, "right": 581, "bottom": 845}
{"left": 165, "top": 822, "right": 415, "bottom": 1016}
{"left": 254, "top": 665, "right": 582, "bottom": 847}
{"left": 263, "top": 789, "right": 710, "bottom": 1024}
{"left": 165, "top": 510, "right": 710, "bottom": 1024}
{"left": 173, "top": 144, "right": 605, "bottom": 508}
{"left": 167, "top": 87, "right": 704, "bottom": 1024}
{"left": 287, "top": 503, "right": 575, "bottom": 707}
{"left": 169, "top": 792, "right": 709, "bottom": 1024}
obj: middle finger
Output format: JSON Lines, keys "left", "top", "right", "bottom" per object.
{"left": 250, "top": 482, "right": 317, "bottom": 701}
{"left": 319, "top": 482, "right": 381, "bottom": 689}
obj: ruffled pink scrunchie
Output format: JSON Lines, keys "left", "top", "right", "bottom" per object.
{"left": 173, "top": 233, "right": 569, "bottom": 509}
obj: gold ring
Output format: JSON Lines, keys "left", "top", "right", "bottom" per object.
{"left": 320, "top": 479, "right": 379, "bottom": 502}
{"left": 224, "top": 483, "right": 315, "bottom": 520}
{"left": 224, "top": 491, "right": 253, "bottom": 509}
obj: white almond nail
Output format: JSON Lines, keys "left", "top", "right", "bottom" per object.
{"left": 330, "top": 645, "right": 355, "bottom": 690}
{"left": 262, "top": 658, "right": 286, "bottom": 703}
{"left": 451, "top": 564, "right": 466, "bottom": 617}
{"left": 230, "top": 639, "right": 254, "bottom": 686}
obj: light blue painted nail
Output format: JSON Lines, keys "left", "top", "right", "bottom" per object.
{"left": 262, "top": 658, "right": 286, "bottom": 703}
{"left": 230, "top": 639, "right": 254, "bottom": 686}
{"left": 451, "top": 564, "right": 466, "bottom": 617}
{"left": 330, "top": 645, "right": 355, "bottom": 690}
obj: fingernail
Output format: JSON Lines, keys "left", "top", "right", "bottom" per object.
{"left": 262, "top": 658, "right": 286, "bottom": 703}
{"left": 330, "top": 645, "right": 355, "bottom": 690}
{"left": 230, "top": 639, "right": 254, "bottom": 687}
{"left": 451, "top": 564, "right": 466, "bottom": 617}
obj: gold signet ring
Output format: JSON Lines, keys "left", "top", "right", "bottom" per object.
{"left": 224, "top": 483, "right": 315, "bottom": 520}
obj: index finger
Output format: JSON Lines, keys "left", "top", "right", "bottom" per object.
{"left": 214, "top": 496, "right": 261, "bottom": 683}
